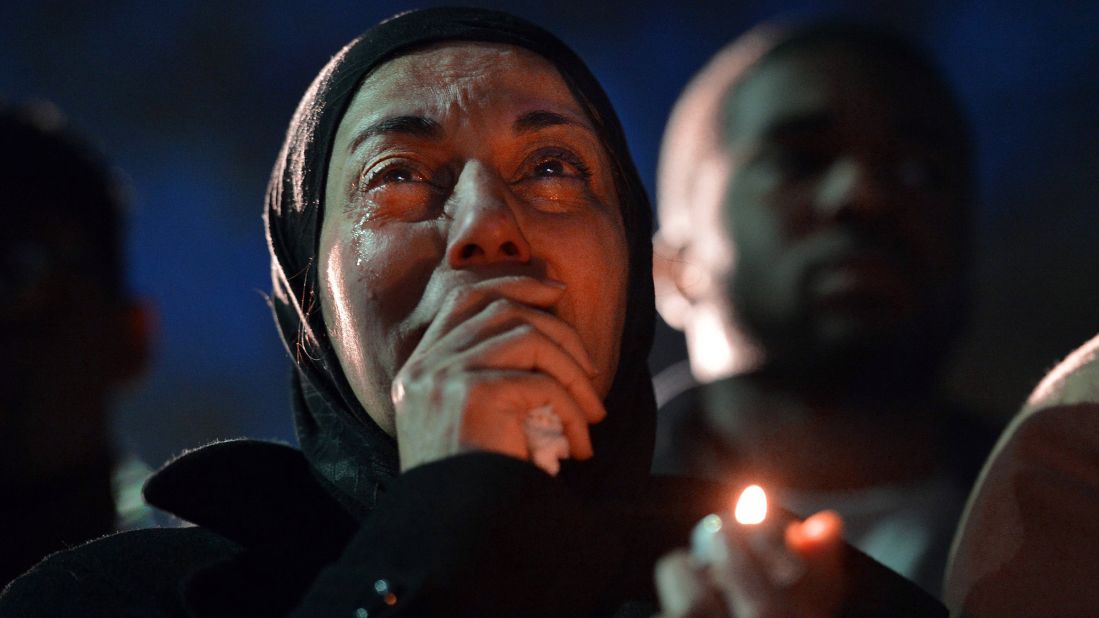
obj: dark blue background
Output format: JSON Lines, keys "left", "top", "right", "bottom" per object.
{"left": 4, "top": 1, "right": 1098, "bottom": 467}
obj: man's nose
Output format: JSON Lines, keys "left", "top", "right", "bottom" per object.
{"left": 446, "top": 162, "right": 532, "bottom": 268}
{"left": 813, "top": 157, "right": 890, "bottom": 223}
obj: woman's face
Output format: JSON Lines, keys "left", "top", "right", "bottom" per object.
{"left": 320, "top": 42, "right": 629, "bottom": 436}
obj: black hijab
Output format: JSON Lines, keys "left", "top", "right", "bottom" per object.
{"left": 264, "top": 7, "right": 656, "bottom": 520}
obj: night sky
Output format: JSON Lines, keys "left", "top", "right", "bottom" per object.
{"left": 4, "top": 0, "right": 1098, "bottom": 467}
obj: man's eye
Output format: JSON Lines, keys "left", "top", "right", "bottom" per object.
{"left": 777, "top": 151, "right": 830, "bottom": 177}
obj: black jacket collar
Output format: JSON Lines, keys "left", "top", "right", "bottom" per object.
{"left": 143, "top": 439, "right": 359, "bottom": 616}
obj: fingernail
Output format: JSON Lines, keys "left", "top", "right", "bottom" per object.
{"left": 544, "top": 278, "right": 566, "bottom": 289}
{"left": 690, "top": 514, "right": 725, "bottom": 563}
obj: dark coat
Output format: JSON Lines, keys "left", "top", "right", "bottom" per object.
{"left": 1, "top": 440, "right": 945, "bottom": 617}
{"left": 0, "top": 440, "right": 722, "bottom": 617}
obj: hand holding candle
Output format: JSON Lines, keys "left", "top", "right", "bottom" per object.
{"left": 656, "top": 485, "right": 847, "bottom": 618}
{"left": 690, "top": 485, "right": 769, "bottom": 562}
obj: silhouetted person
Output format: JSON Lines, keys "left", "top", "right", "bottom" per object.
{"left": 651, "top": 23, "right": 994, "bottom": 595}
{"left": 0, "top": 103, "right": 152, "bottom": 586}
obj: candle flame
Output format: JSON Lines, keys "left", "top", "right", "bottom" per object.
{"left": 734, "top": 484, "right": 767, "bottom": 525}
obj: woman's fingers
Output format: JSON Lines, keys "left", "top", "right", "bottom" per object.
{"left": 422, "top": 276, "right": 565, "bottom": 342}
{"left": 476, "top": 298, "right": 597, "bottom": 375}
{"left": 459, "top": 325, "right": 606, "bottom": 424}
{"left": 457, "top": 370, "right": 594, "bottom": 459}
{"left": 395, "top": 276, "right": 604, "bottom": 470}
{"left": 421, "top": 277, "right": 597, "bottom": 374}
{"left": 655, "top": 550, "right": 725, "bottom": 618}
{"left": 410, "top": 285, "right": 606, "bottom": 425}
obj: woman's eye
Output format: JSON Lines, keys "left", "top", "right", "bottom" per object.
{"left": 510, "top": 148, "right": 599, "bottom": 212}
{"left": 357, "top": 160, "right": 445, "bottom": 221}
{"left": 363, "top": 162, "right": 425, "bottom": 190}
{"left": 534, "top": 158, "right": 568, "bottom": 177}
{"left": 382, "top": 167, "right": 415, "bottom": 183}
{"left": 522, "top": 149, "right": 592, "bottom": 182}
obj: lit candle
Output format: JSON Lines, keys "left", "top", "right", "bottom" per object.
{"left": 691, "top": 484, "right": 803, "bottom": 585}
{"left": 691, "top": 484, "right": 770, "bottom": 561}
{"left": 734, "top": 484, "right": 767, "bottom": 525}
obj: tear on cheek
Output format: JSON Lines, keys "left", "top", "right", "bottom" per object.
{"left": 350, "top": 222, "right": 372, "bottom": 269}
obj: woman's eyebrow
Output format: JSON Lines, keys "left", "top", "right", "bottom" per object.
{"left": 347, "top": 115, "right": 444, "bottom": 153}
{"left": 513, "top": 109, "right": 589, "bottom": 135}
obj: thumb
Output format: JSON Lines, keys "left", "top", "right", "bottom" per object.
{"left": 786, "top": 510, "right": 844, "bottom": 557}
{"left": 786, "top": 510, "right": 846, "bottom": 615}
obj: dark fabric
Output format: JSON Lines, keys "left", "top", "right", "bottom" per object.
{"left": 0, "top": 527, "right": 240, "bottom": 617}
{"left": 0, "top": 454, "right": 116, "bottom": 587}
{"left": 1, "top": 439, "right": 943, "bottom": 617}
{"left": 0, "top": 439, "right": 715, "bottom": 617}
{"left": 655, "top": 381, "right": 995, "bottom": 492}
{"left": 264, "top": 6, "right": 657, "bottom": 519}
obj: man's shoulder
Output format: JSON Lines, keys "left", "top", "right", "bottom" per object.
{"left": 652, "top": 371, "right": 709, "bottom": 477}
{"left": 0, "top": 527, "right": 239, "bottom": 617}
{"left": 1024, "top": 332, "right": 1099, "bottom": 414}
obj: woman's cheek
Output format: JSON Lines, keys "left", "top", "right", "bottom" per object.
{"left": 350, "top": 224, "right": 442, "bottom": 328}
{"left": 551, "top": 213, "right": 628, "bottom": 396}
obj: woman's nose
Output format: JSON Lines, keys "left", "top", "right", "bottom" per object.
{"left": 445, "top": 162, "right": 532, "bottom": 268}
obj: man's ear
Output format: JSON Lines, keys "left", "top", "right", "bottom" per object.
{"left": 653, "top": 231, "right": 696, "bottom": 331}
{"left": 111, "top": 297, "right": 156, "bottom": 385}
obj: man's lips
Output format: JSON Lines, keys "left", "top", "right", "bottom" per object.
{"left": 808, "top": 253, "right": 915, "bottom": 309}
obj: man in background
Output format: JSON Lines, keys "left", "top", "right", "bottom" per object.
{"left": 0, "top": 103, "right": 154, "bottom": 586}
{"left": 651, "top": 23, "right": 995, "bottom": 595}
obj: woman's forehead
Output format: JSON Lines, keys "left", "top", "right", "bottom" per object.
{"left": 342, "top": 42, "right": 588, "bottom": 131}
{"left": 376, "top": 41, "right": 554, "bottom": 82}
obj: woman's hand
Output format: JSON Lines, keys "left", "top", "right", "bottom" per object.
{"left": 655, "top": 511, "right": 846, "bottom": 618}
{"left": 391, "top": 275, "right": 605, "bottom": 472}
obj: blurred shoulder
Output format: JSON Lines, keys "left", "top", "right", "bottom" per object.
{"left": 1024, "top": 332, "right": 1099, "bottom": 414}
{"left": 0, "top": 527, "right": 239, "bottom": 617}
{"left": 1000, "top": 332, "right": 1099, "bottom": 463}
{"left": 945, "top": 334, "right": 1099, "bottom": 616}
